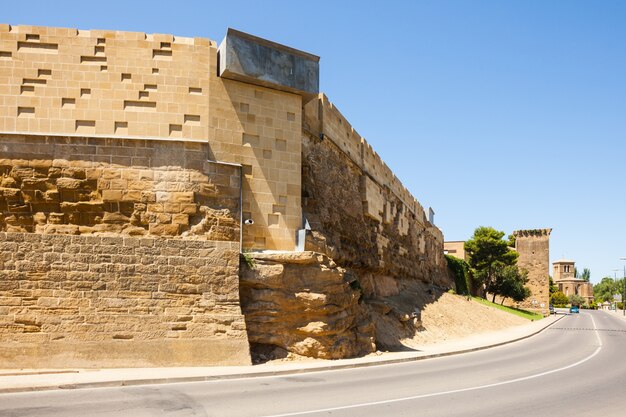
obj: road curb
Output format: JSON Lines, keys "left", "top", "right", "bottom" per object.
{"left": 0, "top": 315, "right": 565, "bottom": 394}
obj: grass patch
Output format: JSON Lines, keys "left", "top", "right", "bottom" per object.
{"left": 471, "top": 297, "right": 544, "bottom": 321}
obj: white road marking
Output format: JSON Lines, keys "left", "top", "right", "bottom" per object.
{"left": 262, "top": 315, "right": 603, "bottom": 417}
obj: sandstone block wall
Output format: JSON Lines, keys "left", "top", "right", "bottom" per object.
{"left": 0, "top": 134, "right": 241, "bottom": 239}
{"left": 0, "top": 24, "right": 212, "bottom": 140}
{"left": 0, "top": 133, "right": 250, "bottom": 367}
{"left": 0, "top": 24, "right": 303, "bottom": 251}
{"left": 1, "top": 23, "right": 450, "bottom": 362}
{"left": 0, "top": 233, "right": 249, "bottom": 368}
{"left": 216, "top": 80, "right": 302, "bottom": 250}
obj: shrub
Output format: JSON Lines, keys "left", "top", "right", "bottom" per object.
{"left": 551, "top": 291, "right": 569, "bottom": 307}
{"left": 445, "top": 255, "right": 471, "bottom": 296}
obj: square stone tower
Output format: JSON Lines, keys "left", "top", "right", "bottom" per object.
{"left": 513, "top": 229, "right": 551, "bottom": 315}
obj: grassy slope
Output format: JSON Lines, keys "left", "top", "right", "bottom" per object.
{"left": 471, "top": 296, "right": 544, "bottom": 321}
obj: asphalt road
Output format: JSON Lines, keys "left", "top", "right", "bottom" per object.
{"left": 1, "top": 310, "right": 625, "bottom": 417}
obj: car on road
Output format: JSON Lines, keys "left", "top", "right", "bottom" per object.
{"left": 569, "top": 305, "right": 580, "bottom": 314}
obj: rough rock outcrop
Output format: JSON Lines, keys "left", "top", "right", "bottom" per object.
{"left": 239, "top": 251, "right": 375, "bottom": 359}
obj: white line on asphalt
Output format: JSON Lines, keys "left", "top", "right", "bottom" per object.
{"left": 589, "top": 313, "right": 603, "bottom": 346}
{"left": 262, "top": 316, "right": 603, "bottom": 417}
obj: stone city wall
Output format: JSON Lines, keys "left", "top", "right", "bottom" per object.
{"left": 0, "top": 133, "right": 250, "bottom": 367}
{"left": 0, "top": 24, "right": 303, "bottom": 251}
{"left": 0, "top": 134, "right": 241, "bottom": 238}
{"left": 1, "top": 24, "right": 450, "bottom": 362}
{"left": 302, "top": 96, "right": 446, "bottom": 283}
{"left": 309, "top": 95, "right": 427, "bottom": 223}
{"left": 0, "top": 233, "right": 249, "bottom": 368}
{"left": 296, "top": 96, "right": 450, "bottom": 353}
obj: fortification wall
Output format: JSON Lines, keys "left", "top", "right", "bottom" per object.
{"left": 0, "top": 24, "right": 302, "bottom": 251}
{"left": 0, "top": 133, "right": 250, "bottom": 367}
{"left": 301, "top": 99, "right": 447, "bottom": 285}
{"left": 304, "top": 95, "right": 427, "bottom": 225}
{"left": 1, "top": 23, "right": 449, "bottom": 362}
{"left": 0, "top": 233, "right": 248, "bottom": 368}
{"left": 513, "top": 229, "right": 551, "bottom": 315}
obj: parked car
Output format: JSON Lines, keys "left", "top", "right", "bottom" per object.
{"left": 569, "top": 305, "right": 580, "bottom": 314}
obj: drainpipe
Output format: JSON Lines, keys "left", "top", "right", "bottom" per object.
{"left": 239, "top": 164, "right": 243, "bottom": 253}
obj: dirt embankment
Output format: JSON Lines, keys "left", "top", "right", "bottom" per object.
{"left": 400, "top": 292, "right": 528, "bottom": 348}
{"left": 255, "top": 291, "right": 528, "bottom": 363}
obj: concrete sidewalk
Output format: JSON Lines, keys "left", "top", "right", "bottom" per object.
{"left": 0, "top": 314, "right": 563, "bottom": 394}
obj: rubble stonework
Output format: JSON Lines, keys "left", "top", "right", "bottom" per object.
{"left": 0, "top": 24, "right": 449, "bottom": 365}
{"left": 301, "top": 97, "right": 448, "bottom": 286}
{"left": 0, "top": 135, "right": 241, "bottom": 238}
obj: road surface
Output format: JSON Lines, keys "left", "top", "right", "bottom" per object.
{"left": 1, "top": 310, "right": 625, "bottom": 416}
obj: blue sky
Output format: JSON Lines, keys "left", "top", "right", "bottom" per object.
{"left": 5, "top": 1, "right": 626, "bottom": 283}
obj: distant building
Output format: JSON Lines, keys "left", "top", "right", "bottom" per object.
{"left": 443, "top": 241, "right": 467, "bottom": 261}
{"left": 552, "top": 259, "right": 594, "bottom": 305}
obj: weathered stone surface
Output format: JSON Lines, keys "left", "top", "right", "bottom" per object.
{"left": 302, "top": 132, "right": 448, "bottom": 287}
{"left": 218, "top": 28, "right": 320, "bottom": 99}
{"left": 0, "top": 232, "right": 250, "bottom": 368}
{"left": 0, "top": 135, "right": 240, "bottom": 241}
{"left": 240, "top": 251, "right": 375, "bottom": 359}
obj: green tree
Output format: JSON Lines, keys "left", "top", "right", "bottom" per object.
{"left": 580, "top": 268, "right": 591, "bottom": 282}
{"left": 493, "top": 266, "right": 530, "bottom": 304}
{"left": 594, "top": 277, "right": 621, "bottom": 303}
{"left": 506, "top": 234, "right": 516, "bottom": 248}
{"left": 569, "top": 294, "right": 585, "bottom": 307}
{"left": 551, "top": 291, "right": 569, "bottom": 307}
{"left": 465, "top": 226, "right": 519, "bottom": 299}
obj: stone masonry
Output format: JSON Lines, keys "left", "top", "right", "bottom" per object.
{"left": 0, "top": 133, "right": 249, "bottom": 367}
{"left": 0, "top": 233, "right": 247, "bottom": 368}
{"left": 512, "top": 229, "right": 551, "bottom": 315}
{"left": 1, "top": 23, "right": 449, "bottom": 364}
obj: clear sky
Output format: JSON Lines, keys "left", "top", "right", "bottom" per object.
{"left": 4, "top": 0, "right": 626, "bottom": 283}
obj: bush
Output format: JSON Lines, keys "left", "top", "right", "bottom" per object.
{"left": 445, "top": 255, "right": 471, "bottom": 296}
{"left": 551, "top": 291, "right": 568, "bottom": 307}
